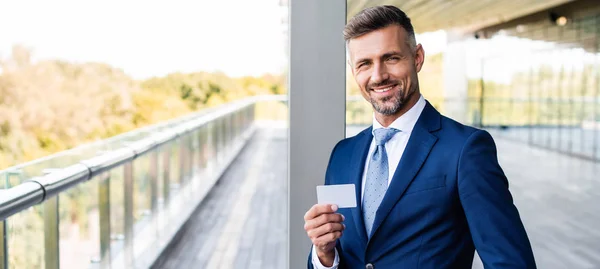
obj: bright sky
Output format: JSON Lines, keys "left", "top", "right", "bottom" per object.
{"left": 0, "top": 0, "right": 288, "bottom": 79}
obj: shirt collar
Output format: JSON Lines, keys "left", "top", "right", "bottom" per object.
{"left": 372, "top": 94, "right": 426, "bottom": 135}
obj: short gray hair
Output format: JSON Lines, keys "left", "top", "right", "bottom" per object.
{"left": 344, "top": 5, "right": 416, "bottom": 51}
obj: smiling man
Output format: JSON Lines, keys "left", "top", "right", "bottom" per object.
{"left": 303, "top": 5, "right": 536, "bottom": 269}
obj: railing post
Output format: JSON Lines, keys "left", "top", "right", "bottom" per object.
{"left": 179, "top": 137, "right": 186, "bottom": 185}
{"left": 150, "top": 151, "right": 158, "bottom": 218}
{"left": 42, "top": 169, "right": 60, "bottom": 269}
{"left": 237, "top": 110, "right": 241, "bottom": 139}
{"left": 123, "top": 162, "right": 134, "bottom": 267}
{"left": 242, "top": 107, "right": 246, "bottom": 132}
{"left": 251, "top": 103, "right": 256, "bottom": 127}
{"left": 186, "top": 135, "right": 191, "bottom": 181}
{"left": 43, "top": 197, "right": 59, "bottom": 269}
{"left": 227, "top": 114, "right": 232, "bottom": 153}
{"left": 0, "top": 220, "right": 6, "bottom": 269}
{"left": 187, "top": 133, "right": 194, "bottom": 182}
{"left": 98, "top": 172, "right": 111, "bottom": 269}
{"left": 198, "top": 129, "right": 205, "bottom": 175}
{"left": 240, "top": 108, "right": 244, "bottom": 136}
{"left": 194, "top": 130, "right": 201, "bottom": 178}
{"left": 246, "top": 105, "right": 250, "bottom": 130}
{"left": 184, "top": 135, "right": 190, "bottom": 183}
{"left": 162, "top": 145, "right": 171, "bottom": 203}
{"left": 215, "top": 120, "right": 221, "bottom": 166}
{"left": 240, "top": 107, "right": 245, "bottom": 135}
{"left": 232, "top": 112, "right": 237, "bottom": 143}
{"left": 190, "top": 132, "right": 196, "bottom": 177}
{"left": 213, "top": 120, "right": 218, "bottom": 166}
{"left": 222, "top": 117, "right": 226, "bottom": 159}
{"left": 223, "top": 116, "right": 228, "bottom": 157}
{"left": 228, "top": 114, "right": 233, "bottom": 151}
{"left": 247, "top": 104, "right": 251, "bottom": 130}
{"left": 207, "top": 122, "right": 215, "bottom": 175}
{"left": 149, "top": 150, "right": 159, "bottom": 245}
{"left": 233, "top": 111, "right": 237, "bottom": 143}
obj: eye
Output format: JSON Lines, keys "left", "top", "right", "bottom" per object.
{"left": 386, "top": 57, "right": 400, "bottom": 63}
{"left": 356, "top": 62, "right": 369, "bottom": 69}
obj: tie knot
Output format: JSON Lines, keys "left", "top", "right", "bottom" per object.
{"left": 373, "top": 128, "right": 399, "bottom": 146}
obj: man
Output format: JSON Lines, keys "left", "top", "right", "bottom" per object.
{"left": 303, "top": 5, "right": 536, "bottom": 269}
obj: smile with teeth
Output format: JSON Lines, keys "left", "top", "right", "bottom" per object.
{"left": 372, "top": 85, "right": 395, "bottom": 93}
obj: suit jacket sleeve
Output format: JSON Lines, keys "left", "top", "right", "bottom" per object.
{"left": 458, "top": 130, "right": 536, "bottom": 268}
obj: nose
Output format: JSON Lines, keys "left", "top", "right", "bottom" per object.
{"left": 370, "top": 62, "right": 389, "bottom": 85}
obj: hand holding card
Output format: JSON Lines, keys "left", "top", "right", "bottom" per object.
{"left": 316, "top": 184, "right": 357, "bottom": 208}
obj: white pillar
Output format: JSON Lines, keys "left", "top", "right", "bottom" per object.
{"left": 288, "top": 0, "right": 347, "bottom": 268}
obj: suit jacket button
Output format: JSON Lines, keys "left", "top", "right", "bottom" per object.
{"left": 365, "top": 263, "right": 374, "bottom": 269}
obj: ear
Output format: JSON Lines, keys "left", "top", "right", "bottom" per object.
{"left": 414, "top": 44, "right": 425, "bottom": 73}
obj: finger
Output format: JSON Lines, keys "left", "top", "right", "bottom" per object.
{"left": 304, "top": 204, "right": 338, "bottom": 221}
{"left": 304, "top": 213, "right": 345, "bottom": 231}
{"left": 308, "top": 222, "right": 345, "bottom": 239}
{"left": 314, "top": 231, "right": 343, "bottom": 247}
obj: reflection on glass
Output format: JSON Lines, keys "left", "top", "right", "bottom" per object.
{"left": 7, "top": 205, "right": 44, "bottom": 268}
{"left": 58, "top": 181, "right": 100, "bottom": 268}
{"left": 110, "top": 167, "right": 125, "bottom": 268}
{"left": 475, "top": 13, "right": 600, "bottom": 160}
{"left": 132, "top": 154, "right": 156, "bottom": 262}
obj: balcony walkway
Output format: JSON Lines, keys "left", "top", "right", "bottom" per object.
{"left": 151, "top": 125, "right": 288, "bottom": 269}
{"left": 151, "top": 125, "right": 600, "bottom": 269}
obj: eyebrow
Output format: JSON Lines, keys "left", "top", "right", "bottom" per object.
{"left": 381, "top": 51, "right": 403, "bottom": 59}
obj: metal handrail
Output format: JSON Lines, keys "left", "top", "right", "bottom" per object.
{"left": 0, "top": 95, "right": 279, "bottom": 221}
{"left": 0, "top": 94, "right": 272, "bottom": 176}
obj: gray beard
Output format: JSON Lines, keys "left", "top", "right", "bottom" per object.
{"left": 369, "top": 88, "right": 405, "bottom": 115}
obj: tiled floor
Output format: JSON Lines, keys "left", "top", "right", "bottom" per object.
{"left": 473, "top": 130, "right": 600, "bottom": 269}
{"left": 153, "top": 126, "right": 600, "bottom": 268}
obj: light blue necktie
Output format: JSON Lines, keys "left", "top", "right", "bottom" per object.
{"left": 362, "top": 128, "right": 399, "bottom": 238}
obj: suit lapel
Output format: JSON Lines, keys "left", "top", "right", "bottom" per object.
{"left": 368, "top": 102, "right": 441, "bottom": 241}
{"left": 349, "top": 127, "right": 372, "bottom": 245}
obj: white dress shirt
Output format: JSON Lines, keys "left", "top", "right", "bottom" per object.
{"left": 312, "top": 95, "right": 426, "bottom": 268}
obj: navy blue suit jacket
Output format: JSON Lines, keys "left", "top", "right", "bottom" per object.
{"left": 308, "top": 101, "right": 536, "bottom": 268}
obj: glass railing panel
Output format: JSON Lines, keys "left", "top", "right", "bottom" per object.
{"left": 58, "top": 177, "right": 101, "bottom": 268}
{"left": 6, "top": 205, "right": 45, "bottom": 268}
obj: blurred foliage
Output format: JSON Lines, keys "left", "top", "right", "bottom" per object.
{"left": 468, "top": 59, "right": 600, "bottom": 127}
{"left": 0, "top": 45, "right": 286, "bottom": 170}
{"left": 0, "top": 45, "right": 286, "bottom": 268}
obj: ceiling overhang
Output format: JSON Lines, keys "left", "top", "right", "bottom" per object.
{"left": 347, "top": 0, "right": 576, "bottom": 34}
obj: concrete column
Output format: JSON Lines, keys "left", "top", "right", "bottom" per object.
{"left": 288, "top": 0, "right": 347, "bottom": 268}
